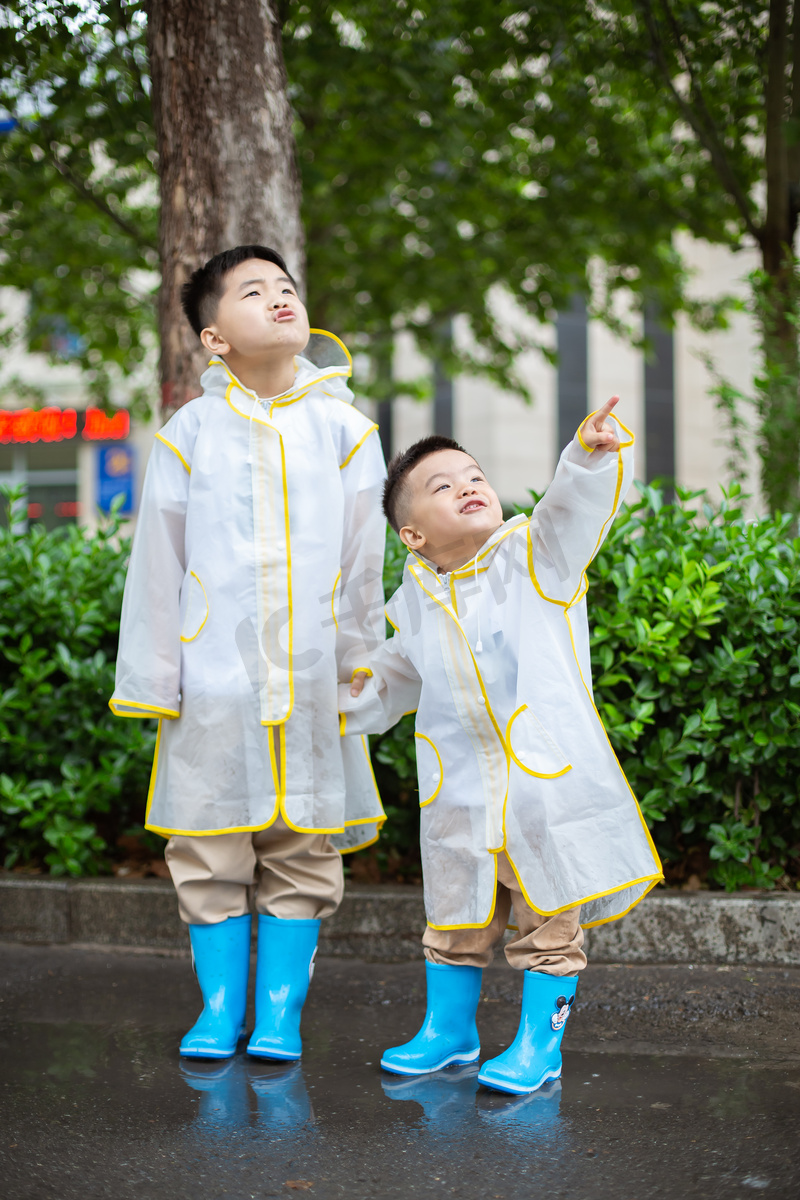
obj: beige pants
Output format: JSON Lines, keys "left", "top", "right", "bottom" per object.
{"left": 423, "top": 852, "right": 586, "bottom": 976}
{"left": 164, "top": 814, "right": 344, "bottom": 926}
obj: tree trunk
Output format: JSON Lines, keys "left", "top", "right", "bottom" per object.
{"left": 146, "top": 0, "right": 304, "bottom": 410}
{"left": 760, "top": 0, "right": 800, "bottom": 513}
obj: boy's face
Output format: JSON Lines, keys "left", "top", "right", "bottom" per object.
{"left": 399, "top": 449, "right": 504, "bottom": 571}
{"left": 199, "top": 258, "right": 310, "bottom": 363}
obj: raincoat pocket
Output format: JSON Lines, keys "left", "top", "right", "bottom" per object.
{"left": 506, "top": 704, "right": 572, "bottom": 779}
{"left": 180, "top": 572, "right": 210, "bottom": 642}
{"left": 414, "top": 733, "right": 444, "bottom": 807}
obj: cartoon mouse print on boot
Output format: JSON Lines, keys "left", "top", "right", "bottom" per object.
{"left": 551, "top": 993, "right": 575, "bottom": 1032}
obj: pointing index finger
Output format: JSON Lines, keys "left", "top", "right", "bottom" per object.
{"left": 593, "top": 395, "right": 619, "bottom": 427}
{"left": 594, "top": 396, "right": 618, "bottom": 424}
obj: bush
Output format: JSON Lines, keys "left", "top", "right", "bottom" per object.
{"left": 369, "top": 484, "right": 800, "bottom": 891}
{"left": 0, "top": 494, "right": 155, "bottom": 875}
{"left": 2, "top": 482, "right": 799, "bottom": 889}
{"left": 591, "top": 484, "right": 800, "bottom": 890}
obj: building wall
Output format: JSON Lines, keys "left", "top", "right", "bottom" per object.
{"left": 673, "top": 234, "right": 761, "bottom": 503}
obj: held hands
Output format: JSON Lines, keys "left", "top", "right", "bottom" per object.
{"left": 350, "top": 670, "right": 369, "bottom": 698}
{"left": 579, "top": 396, "right": 621, "bottom": 453}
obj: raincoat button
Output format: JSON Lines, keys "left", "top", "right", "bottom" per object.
{"left": 478, "top": 696, "right": 486, "bottom": 705}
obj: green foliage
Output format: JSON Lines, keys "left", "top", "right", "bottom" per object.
{"left": 367, "top": 489, "right": 800, "bottom": 891}
{"left": 288, "top": 0, "right": 702, "bottom": 393}
{"left": 590, "top": 483, "right": 800, "bottom": 890}
{"left": 0, "top": 1, "right": 156, "bottom": 406}
{"left": 0, "top": 490, "right": 154, "bottom": 875}
{"left": 0, "top": 0, "right": 741, "bottom": 409}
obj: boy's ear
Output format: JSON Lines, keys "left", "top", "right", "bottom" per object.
{"left": 200, "top": 326, "right": 231, "bottom": 356}
{"left": 399, "top": 525, "right": 426, "bottom": 551}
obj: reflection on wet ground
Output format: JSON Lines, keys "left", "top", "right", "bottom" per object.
{"left": 1, "top": 944, "right": 799, "bottom": 1199}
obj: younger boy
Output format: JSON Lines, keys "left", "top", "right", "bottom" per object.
{"left": 111, "top": 245, "right": 386, "bottom": 1060}
{"left": 341, "top": 399, "right": 663, "bottom": 1094}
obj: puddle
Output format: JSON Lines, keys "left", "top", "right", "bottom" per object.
{"left": 2, "top": 1014, "right": 800, "bottom": 1200}
{"left": 2, "top": 947, "right": 800, "bottom": 1198}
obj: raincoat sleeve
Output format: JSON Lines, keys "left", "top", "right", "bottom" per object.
{"left": 528, "top": 412, "right": 634, "bottom": 606}
{"left": 336, "top": 419, "right": 388, "bottom": 683}
{"left": 109, "top": 430, "right": 191, "bottom": 720}
{"left": 337, "top": 623, "right": 422, "bottom": 737}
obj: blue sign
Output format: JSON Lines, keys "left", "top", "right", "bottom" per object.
{"left": 97, "top": 444, "right": 135, "bottom": 515}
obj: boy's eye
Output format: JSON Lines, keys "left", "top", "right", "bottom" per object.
{"left": 435, "top": 483, "right": 450, "bottom": 493}
{"left": 244, "top": 289, "right": 260, "bottom": 298}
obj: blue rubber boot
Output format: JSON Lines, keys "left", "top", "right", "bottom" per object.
{"left": 380, "top": 961, "right": 482, "bottom": 1076}
{"left": 247, "top": 915, "right": 320, "bottom": 1060}
{"left": 180, "top": 914, "right": 252, "bottom": 1059}
{"left": 478, "top": 969, "right": 577, "bottom": 1095}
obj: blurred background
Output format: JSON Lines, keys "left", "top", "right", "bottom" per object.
{"left": 0, "top": 1, "right": 780, "bottom": 527}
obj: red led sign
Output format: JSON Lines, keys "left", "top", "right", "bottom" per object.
{"left": 82, "top": 408, "right": 130, "bottom": 441}
{"left": 0, "top": 406, "right": 130, "bottom": 444}
{"left": 55, "top": 501, "right": 82, "bottom": 518}
{"left": 0, "top": 407, "right": 77, "bottom": 443}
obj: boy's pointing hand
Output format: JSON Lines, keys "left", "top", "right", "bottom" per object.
{"left": 579, "top": 396, "right": 621, "bottom": 454}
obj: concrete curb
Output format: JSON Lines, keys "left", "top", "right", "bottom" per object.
{"left": 1, "top": 874, "right": 799, "bottom": 964}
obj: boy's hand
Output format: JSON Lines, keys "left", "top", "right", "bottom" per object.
{"left": 579, "top": 396, "right": 621, "bottom": 453}
{"left": 350, "top": 670, "right": 369, "bottom": 697}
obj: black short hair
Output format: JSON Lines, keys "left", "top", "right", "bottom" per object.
{"left": 180, "top": 245, "right": 297, "bottom": 338}
{"left": 383, "top": 435, "right": 468, "bottom": 533}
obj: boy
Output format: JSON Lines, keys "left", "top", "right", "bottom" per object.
{"left": 111, "top": 245, "right": 386, "bottom": 1060}
{"left": 341, "top": 398, "right": 663, "bottom": 1095}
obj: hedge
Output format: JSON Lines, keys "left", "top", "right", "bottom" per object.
{"left": 2, "top": 483, "right": 799, "bottom": 889}
{"left": 0, "top": 498, "right": 155, "bottom": 875}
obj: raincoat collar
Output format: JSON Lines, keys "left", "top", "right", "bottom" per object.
{"left": 406, "top": 513, "right": 527, "bottom": 584}
{"left": 200, "top": 328, "right": 354, "bottom": 420}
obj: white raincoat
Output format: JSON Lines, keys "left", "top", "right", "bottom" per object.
{"left": 111, "top": 332, "right": 386, "bottom": 850}
{"left": 339, "top": 417, "right": 663, "bottom": 929}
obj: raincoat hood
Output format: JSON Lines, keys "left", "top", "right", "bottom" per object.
{"left": 201, "top": 329, "right": 355, "bottom": 409}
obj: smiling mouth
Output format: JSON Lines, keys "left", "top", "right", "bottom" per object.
{"left": 460, "top": 499, "right": 487, "bottom": 514}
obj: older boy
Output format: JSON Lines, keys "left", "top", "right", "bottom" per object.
{"left": 341, "top": 399, "right": 663, "bottom": 1094}
{"left": 111, "top": 245, "right": 386, "bottom": 1060}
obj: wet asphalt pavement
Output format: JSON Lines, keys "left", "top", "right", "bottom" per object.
{"left": 1, "top": 942, "right": 799, "bottom": 1200}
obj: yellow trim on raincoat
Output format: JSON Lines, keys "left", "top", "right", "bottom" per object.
{"left": 155, "top": 432, "right": 192, "bottom": 474}
{"left": 179, "top": 572, "right": 209, "bottom": 643}
{"left": 415, "top": 733, "right": 444, "bottom": 807}
{"left": 109, "top": 699, "right": 179, "bottom": 719}
{"left": 340, "top": 424, "right": 379, "bottom": 470}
